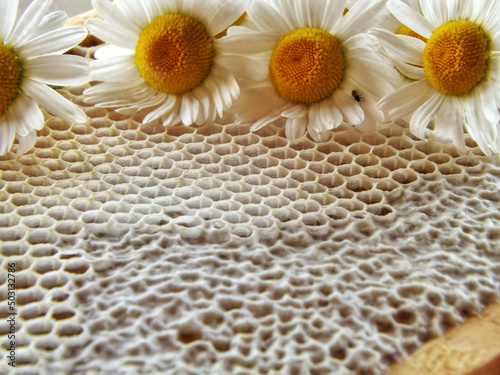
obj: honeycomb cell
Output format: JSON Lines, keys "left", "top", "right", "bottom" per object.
{"left": 391, "top": 170, "right": 418, "bottom": 184}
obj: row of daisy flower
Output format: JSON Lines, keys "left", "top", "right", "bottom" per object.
{"left": 1, "top": 0, "right": 499, "bottom": 157}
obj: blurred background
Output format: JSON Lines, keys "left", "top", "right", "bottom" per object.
{"left": 19, "top": 0, "right": 93, "bottom": 18}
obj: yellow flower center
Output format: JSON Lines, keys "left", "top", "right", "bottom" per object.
{"left": 0, "top": 44, "right": 22, "bottom": 116}
{"left": 423, "top": 19, "right": 490, "bottom": 96}
{"left": 135, "top": 14, "right": 214, "bottom": 95}
{"left": 395, "top": 25, "right": 428, "bottom": 42}
{"left": 269, "top": 27, "right": 345, "bottom": 104}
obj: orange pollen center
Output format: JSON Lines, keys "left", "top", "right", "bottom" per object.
{"left": 269, "top": 27, "right": 345, "bottom": 105}
{"left": 0, "top": 43, "right": 22, "bottom": 116}
{"left": 135, "top": 13, "right": 214, "bottom": 95}
{"left": 423, "top": 19, "right": 490, "bottom": 95}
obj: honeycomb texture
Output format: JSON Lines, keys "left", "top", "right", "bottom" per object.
{"left": 1, "top": 41, "right": 500, "bottom": 375}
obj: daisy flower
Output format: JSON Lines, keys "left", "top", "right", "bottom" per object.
{"left": 218, "top": 0, "right": 400, "bottom": 141}
{"left": 84, "top": 0, "right": 247, "bottom": 127}
{"left": 372, "top": 0, "right": 500, "bottom": 155}
{"left": 0, "top": 0, "right": 89, "bottom": 156}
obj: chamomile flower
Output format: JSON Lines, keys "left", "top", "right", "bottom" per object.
{"left": 0, "top": 0, "right": 89, "bottom": 156}
{"left": 372, "top": 0, "right": 500, "bottom": 155}
{"left": 84, "top": 0, "right": 247, "bottom": 127}
{"left": 219, "top": 0, "right": 400, "bottom": 141}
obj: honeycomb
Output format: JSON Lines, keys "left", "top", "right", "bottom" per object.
{"left": 1, "top": 39, "right": 500, "bottom": 375}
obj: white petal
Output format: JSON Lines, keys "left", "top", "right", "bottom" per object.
{"left": 285, "top": 116, "right": 307, "bottom": 139}
{"left": 282, "top": 104, "right": 307, "bottom": 118}
{"left": 419, "top": 0, "right": 447, "bottom": 27}
{"left": 387, "top": 0, "right": 433, "bottom": 39}
{"left": 117, "top": 0, "right": 162, "bottom": 24}
{"left": 247, "top": 0, "right": 292, "bottom": 35}
{"left": 345, "top": 46, "right": 401, "bottom": 92}
{"left": 224, "top": 73, "right": 240, "bottom": 101}
{"left": 489, "top": 54, "right": 500, "bottom": 80}
{"left": 37, "top": 11, "right": 68, "bottom": 34}
{"left": 142, "top": 0, "right": 164, "bottom": 21}
{"left": 456, "top": 0, "right": 475, "bottom": 21}
{"left": 210, "top": 70, "right": 236, "bottom": 109}
{"left": 216, "top": 55, "right": 269, "bottom": 82}
{"left": 398, "top": 34, "right": 428, "bottom": 54}
{"left": 22, "top": 78, "right": 87, "bottom": 122}
{"left": 124, "top": 90, "right": 166, "bottom": 111}
{"left": 225, "top": 25, "right": 257, "bottom": 37}
{"left": 93, "top": 0, "right": 142, "bottom": 35}
{"left": 198, "top": 0, "right": 247, "bottom": 37}
{"left": 163, "top": 114, "right": 181, "bottom": 127}
{"left": 85, "top": 82, "right": 156, "bottom": 106}
{"left": 278, "top": 0, "right": 346, "bottom": 30}
{"left": 16, "top": 131, "right": 37, "bottom": 155}
{"left": 445, "top": 0, "right": 462, "bottom": 21}
{"left": 320, "top": 0, "right": 348, "bottom": 31}
{"left": 345, "top": 56, "right": 399, "bottom": 98}
{"left": 6, "top": 0, "right": 52, "bottom": 47}
{"left": 233, "top": 84, "right": 288, "bottom": 124}
{"left": 370, "top": 28, "right": 424, "bottom": 66}
{"left": 250, "top": 112, "right": 283, "bottom": 131}
{"left": 115, "top": 0, "right": 155, "bottom": 30}
{"left": 90, "top": 55, "right": 142, "bottom": 83}
{"left": 0, "top": 118, "right": 16, "bottom": 156}
{"left": 433, "top": 98, "right": 467, "bottom": 155}
{"left": 115, "top": 107, "right": 139, "bottom": 116}
{"left": 180, "top": 93, "right": 200, "bottom": 125}
{"left": 481, "top": 1, "right": 500, "bottom": 36}
{"left": 337, "top": 0, "right": 389, "bottom": 41}
{"left": 94, "top": 45, "right": 135, "bottom": 60}
{"left": 218, "top": 80, "right": 233, "bottom": 109}
{"left": 167, "top": 0, "right": 187, "bottom": 14}
{"left": 85, "top": 18, "right": 138, "bottom": 50}
{"left": 297, "top": 0, "right": 316, "bottom": 27}
{"left": 161, "top": 100, "right": 182, "bottom": 126}
{"left": 17, "top": 26, "right": 87, "bottom": 58}
{"left": 357, "top": 92, "right": 385, "bottom": 126}
{"left": 216, "top": 32, "right": 277, "bottom": 55}
{"left": 7, "top": 92, "right": 45, "bottom": 137}
{"left": 143, "top": 95, "right": 177, "bottom": 124}
{"left": 274, "top": 0, "right": 306, "bottom": 30}
{"left": 192, "top": 85, "right": 214, "bottom": 123}
{"left": 463, "top": 97, "right": 497, "bottom": 155}
{"left": 175, "top": 0, "right": 193, "bottom": 17}
{"left": 290, "top": 0, "right": 311, "bottom": 28}
{"left": 378, "top": 79, "right": 435, "bottom": 119}
{"left": 409, "top": 91, "right": 444, "bottom": 139}
{"left": 319, "top": 99, "right": 344, "bottom": 129}
{"left": 391, "top": 58, "right": 425, "bottom": 80}
{"left": 333, "top": 89, "right": 364, "bottom": 125}
{"left": 308, "top": 102, "right": 327, "bottom": 133}
{"left": 203, "top": 75, "right": 224, "bottom": 118}
{"left": 479, "top": 83, "right": 500, "bottom": 125}
{"left": 308, "top": 126, "right": 330, "bottom": 142}
{"left": 343, "top": 31, "right": 382, "bottom": 51}
{"left": 23, "top": 55, "right": 90, "bottom": 86}
{"left": 0, "top": 0, "right": 18, "bottom": 41}
{"left": 344, "top": 65, "right": 394, "bottom": 100}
